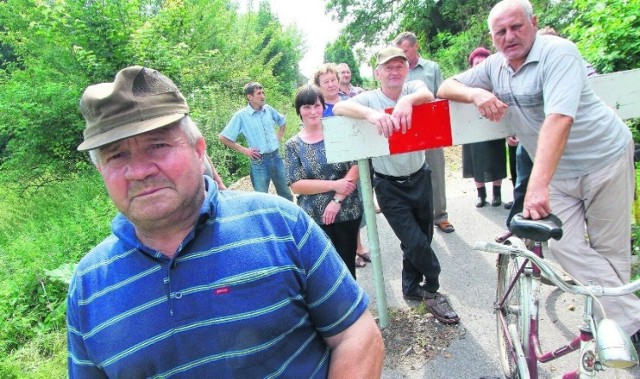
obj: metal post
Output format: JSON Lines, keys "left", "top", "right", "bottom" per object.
{"left": 357, "top": 158, "right": 390, "bottom": 328}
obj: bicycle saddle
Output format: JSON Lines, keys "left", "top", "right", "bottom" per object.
{"left": 509, "top": 213, "right": 563, "bottom": 242}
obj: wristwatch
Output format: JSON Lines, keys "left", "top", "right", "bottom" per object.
{"left": 332, "top": 198, "right": 342, "bottom": 204}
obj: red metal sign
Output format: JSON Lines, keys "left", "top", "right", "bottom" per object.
{"left": 385, "top": 99, "right": 452, "bottom": 154}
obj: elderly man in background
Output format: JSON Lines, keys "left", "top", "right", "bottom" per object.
{"left": 437, "top": 0, "right": 640, "bottom": 349}
{"left": 394, "top": 31, "right": 455, "bottom": 233}
{"left": 334, "top": 47, "right": 460, "bottom": 325}
{"left": 338, "top": 62, "right": 364, "bottom": 99}
{"left": 67, "top": 66, "right": 384, "bottom": 378}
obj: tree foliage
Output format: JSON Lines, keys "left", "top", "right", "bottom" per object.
{"left": 0, "top": 0, "right": 306, "bottom": 372}
{"left": 323, "top": 0, "right": 512, "bottom": 76}
{"left": 0, "top": 0, "right": 303, "bottom": 187}
{"left": 564, "top": 0, "right": 640, "bottom": 74}
{"left": 325, "top": 0, "right": 497, "bottom": 49}
{"left": 252, "top": 1, "right": 304, "bottom": 93}
{"left": 326, "top": 0, "right": 639, "bottom": 79}
{"left": 324, "top": 35, "right": 363, "bottom": 86}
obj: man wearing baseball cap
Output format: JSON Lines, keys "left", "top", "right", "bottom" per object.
{"left": 67, "top": 66, "right": 383, "bottom": 378}
{"left": 334, "top": 47, "right": 460, "bottom": 325}
{"left": 394, "top": 31, "right": 455, "bottom": 234}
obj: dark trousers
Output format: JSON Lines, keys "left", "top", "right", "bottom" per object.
{"left": 507, "top": 144, "right": 533, "bottom": 227}
{"left": 373, "top": 166, "right": 441, "bottom": 294}
{"left": 320, "top": 217, "right": 362, "bottom": 279}
{"left": 508, "top": 145, "right": 517, "bottom": 187}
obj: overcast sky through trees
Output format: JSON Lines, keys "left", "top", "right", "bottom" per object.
{"left": 239, "top": 0, "right": 343, "bottom": 77}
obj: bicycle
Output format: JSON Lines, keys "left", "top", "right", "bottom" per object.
{"left": 475, "top": 213, "right": 640, "bottom": 378}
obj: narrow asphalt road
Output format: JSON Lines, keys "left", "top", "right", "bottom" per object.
{"left": 357, "top": 158, "right": 640, "bottom": 379}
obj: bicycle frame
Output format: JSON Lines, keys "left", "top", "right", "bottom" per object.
{"left": 496, "top": 241, "right": 601, "bottom": 378}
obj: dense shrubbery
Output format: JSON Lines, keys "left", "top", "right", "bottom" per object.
{"left": 0, "top": 0, "right": 303, "bottom": 374}
{"left": 0, "top": 0, "right": 303, "bottom": 187}
{"left": 0, "top": 173, "right": 112, "bottom": 377}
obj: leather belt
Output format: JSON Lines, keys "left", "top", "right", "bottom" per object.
{"left": 374, "top": 166, "right": 423, "bottom": 183}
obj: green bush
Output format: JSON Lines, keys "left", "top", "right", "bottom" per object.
{"left": 0, "top": 330, "right": 66, "bottom": 379}
{"left": 0, "top": 172, "right": 113, "bottom": 370}
{"left": 0, "top": 0, "right": 302, "bottom": 187}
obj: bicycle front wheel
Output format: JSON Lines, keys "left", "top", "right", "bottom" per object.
{"left": 495, "top": 253, "right": 532, "bottom": 378}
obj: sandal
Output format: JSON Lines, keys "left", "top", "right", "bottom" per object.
{"left": 495, "top": 230, "right": 512, "bottom": 243}
{"left": 357, "top": 251, "right": 371, "bottom": 262}
{"left": 355, "top": 255, "right": 367, "bottom": 268}
{"left": 436, "top": 221, "right": 455, "bottom": 233}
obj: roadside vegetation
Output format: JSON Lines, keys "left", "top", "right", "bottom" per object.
{"left": 0, "top": 0, "right": 638, "bottom": 376}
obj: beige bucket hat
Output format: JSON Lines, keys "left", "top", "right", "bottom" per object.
{"left": 78, "top": 66, "right": 189, "bottom": 151}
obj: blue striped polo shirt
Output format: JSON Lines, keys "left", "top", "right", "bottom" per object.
{"left": 220, "top": 104, "right": 286, "bottom": 154}
{"left": 67, "top": 177, "right": 368, "bottom": 378}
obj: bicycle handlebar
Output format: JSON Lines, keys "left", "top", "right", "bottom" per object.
{"left": 474, "top": 241, "right": 640, "bottom": 297}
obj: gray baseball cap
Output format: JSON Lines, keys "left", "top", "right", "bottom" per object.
{"left": 78, "top": 66, "right": 189, "bottom": 151}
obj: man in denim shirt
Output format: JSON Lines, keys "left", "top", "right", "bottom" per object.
{"left": 219, "top": 82, "right": 293, "bottom": 200}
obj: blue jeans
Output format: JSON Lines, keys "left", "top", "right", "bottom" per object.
{"left": 249, "top": 151, "right": 293, "bottom": 201}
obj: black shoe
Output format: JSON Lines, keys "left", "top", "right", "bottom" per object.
{"left": 424, "top": 292, "right": 460, "bottom": 324}
{"left": 402, "top": 287, "right": 428, "bottom": 301}
{"left": 504, "top": 201, "right": 513, "bottom": 209}
{"left": 475, "top": 197, "right": 486, "bottom": 208}
{"left": 631, "top": 330, "right": 640, "bottom": 355}
{"left": 491, "top": 195, "right": 502, "bottom": 207}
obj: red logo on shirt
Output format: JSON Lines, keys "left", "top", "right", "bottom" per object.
{"left": 215, "top": 287, "right": 230, "bottom": 295}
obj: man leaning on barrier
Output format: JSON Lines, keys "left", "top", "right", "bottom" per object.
{"left": 437, "top": 0, "right": 640, "bottom": 351}
{"left": 334, "top": 47, "right": 460, "bottom": 325}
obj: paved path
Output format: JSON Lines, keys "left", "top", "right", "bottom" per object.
{"left": 357, "top": 163, "right": 640, "bottom": 379}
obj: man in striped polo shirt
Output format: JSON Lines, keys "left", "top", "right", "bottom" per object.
{"left": 219, "top": 82, "right": 293, "bottom": 201}
{"left": 68, "top": 66, "right": 383, "bottom": 378}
